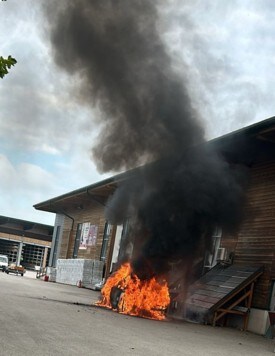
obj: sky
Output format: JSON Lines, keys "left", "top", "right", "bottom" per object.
{"left": 1, "top": 0, "right": 275, "bottom": 225}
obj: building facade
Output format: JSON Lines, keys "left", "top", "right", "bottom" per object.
{"left": 0, "top": 216, "right": 53, "bottom": 269}
{"left": 34, "top": 173, "right": 129, "bottom": 280}
{"left": 35, "top": 117, "right": 275, "bottom": 317}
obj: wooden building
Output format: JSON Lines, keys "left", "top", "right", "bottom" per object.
{"left": 181, "top": 116, "right": 275, "bottom": 333}
{"left": 210, "top": 116, "right": 275, "bottom": 312}
{"left": 34, "top": 116, "right": 275, "bottom": 329}
{"left": 0, "top": 215, "right": 53, "bottom": 269}
{"left": 33, "top": 172, "right": 132, "bottom": 279}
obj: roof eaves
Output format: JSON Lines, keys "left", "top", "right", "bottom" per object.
{"left": 209, "top": 115, "right": 275, "bottom": 145}
{"left": 0, "top": 215, "right": 53, "bottom": 230}
{"left": 33, "top": 166, "right": 139, "bottom": 210}
{"left": 34, "top": 116, "right": 275, "bottom": 211}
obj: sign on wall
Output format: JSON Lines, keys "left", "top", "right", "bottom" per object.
{"left": 79, "top": 223, "right": 98, "bottom": 249}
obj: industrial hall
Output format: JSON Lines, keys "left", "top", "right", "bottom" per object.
{"left": 0, "top": 215, "right": 53, "bottom": 270}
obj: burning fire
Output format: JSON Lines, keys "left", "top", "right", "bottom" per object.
{"left": 96, "top": 263, "right": 170, "bottom": 320}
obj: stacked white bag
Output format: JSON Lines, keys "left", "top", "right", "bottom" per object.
{"left": 56, "top": 259, "right": 104, "bottom": 288}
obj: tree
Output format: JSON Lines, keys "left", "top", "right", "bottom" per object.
{"left": 1, "top": 1, "right": 17, "bottom": 78}
{"left": 0, "top": 55, "right": 17, "bottom": 79}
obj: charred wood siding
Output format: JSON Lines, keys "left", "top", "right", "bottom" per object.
{"left": 230, "top": 160, "right": 275, "bottom": 309}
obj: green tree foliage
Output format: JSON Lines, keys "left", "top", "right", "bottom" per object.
{"left": 0, "top": 55, "right": 17, "bottom": 79}
{"left": 1, "top": 1, "right": 17, "bottom": 78}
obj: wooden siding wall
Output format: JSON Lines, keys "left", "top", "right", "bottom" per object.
{"left": 219, "top": 233, "right": 238, "bottom": 257}
{"left": 59, "top": 201, "right": 110, "bottom": 262}
{"left": 222, "top": 160, "right": 275, "bottom": 309}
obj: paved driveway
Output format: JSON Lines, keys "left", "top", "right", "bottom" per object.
{"left": 0, "top": 271, "right": 273, "bottom": 355}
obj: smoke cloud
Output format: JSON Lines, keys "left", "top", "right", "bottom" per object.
{"left": 45, "top": 0, "right": 247, "bottom": 279}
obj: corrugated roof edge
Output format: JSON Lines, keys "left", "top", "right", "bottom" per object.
{"left": 34, "top": 115, "right": 275, "bottom": 210}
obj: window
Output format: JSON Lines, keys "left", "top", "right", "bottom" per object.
{"left": 117, "top": 220, "right": 130, "bottom": 262}
{"left": 203, "top": 227, "right": 222, "bottom": 273}
{"left": 73, "top": 223, "right": 82, "bottom": 258}
{"left": 100, "top": 222, "right": 111, "bottom": 261}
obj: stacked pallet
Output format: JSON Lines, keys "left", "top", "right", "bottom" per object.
{"left": 56, "top": 259, "right": 104, "bottom": 288}
{"left": 82, "top": 259, "right": 104, "bottom": 289}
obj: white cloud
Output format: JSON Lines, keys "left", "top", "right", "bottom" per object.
{"left": 0, "top": 154, "right": 57, "bottom": 224}
{"left": 162, "top": 0, "right": 275, "bottom": 138}
{"left": 19, "top": 163, "right": 55, "bottom": 190}
{"left": 0, "top": 154, "right": 16, "bottom": 190}
{"left": 39, "top": 144, "right": 60, "bottom": 155}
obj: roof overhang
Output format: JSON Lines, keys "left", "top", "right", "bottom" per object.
{"left": 33, "top": 168, "right": 138, "bottom": 213}
{"left": 0, "top": 215, "right": 53, "bottom": 242}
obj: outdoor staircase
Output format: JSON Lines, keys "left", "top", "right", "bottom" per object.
{"left": 168, "top": 263, "right": 263, "bottom": 330}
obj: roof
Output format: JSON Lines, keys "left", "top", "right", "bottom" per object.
{"left": 211, "top": 115, "right": 275, "bottom": 144}
{"left": 0, "top": 215, "right": 53, "bottom": 242}
{"left": 34, "top": 116, "right": 275, "bottom": 213}
{"left": 33, "top": 166, "right": 139, "bottom": 213}
{"left": 209, "top": 116, "right": 275, "bottom": 163}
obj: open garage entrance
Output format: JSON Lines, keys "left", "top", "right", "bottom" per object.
{"left": 0, "top": 215, "right": 53, "bottom": 270}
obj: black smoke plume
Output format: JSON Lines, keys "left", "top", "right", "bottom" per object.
{"left": 45, "top": 1, "right": 247, "bottom": 279}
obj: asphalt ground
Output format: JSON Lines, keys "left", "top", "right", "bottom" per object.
{"left": 0, "top": 271, "right": 273, "bottom": 356}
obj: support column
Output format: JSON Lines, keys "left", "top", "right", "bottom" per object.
{"left": 16, "top": 242, "right": 23, "bottom": 266}
{"left": 42, "top": 247, "right": 48, "bottom": 268}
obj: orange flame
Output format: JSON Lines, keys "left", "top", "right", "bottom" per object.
{"left": 96, "top": 263, "right": 170, "bottom": 320}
